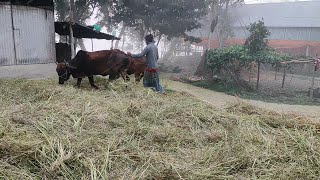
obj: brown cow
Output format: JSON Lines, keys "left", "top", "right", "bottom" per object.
{"left": 126, "top": 57, "right": 146, "bottom": 83}
{"left": 56, "top": 49, "right": 129, "bottom": 89}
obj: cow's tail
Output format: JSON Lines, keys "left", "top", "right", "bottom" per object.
{"left": 121, "top": 57, "right": 131, "bottom": 82}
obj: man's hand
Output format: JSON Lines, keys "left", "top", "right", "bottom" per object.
{"left": 127, "top": 52, "right": 132, "bottom": 56}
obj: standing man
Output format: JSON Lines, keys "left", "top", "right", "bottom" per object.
{"left": 128, "top": 34, "right": 164, "bottom": 93}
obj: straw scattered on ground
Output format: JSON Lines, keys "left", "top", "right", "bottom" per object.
{"left": 0, "top": 78, "right": 320, "bottom": 179}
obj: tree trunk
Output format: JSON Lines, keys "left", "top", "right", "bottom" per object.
{"left": 115, "top": 24, "right": 126, "bottom": 49}
{"left": 194, "top": 51, "right": 209, "bottom": 77}
{"left": 218, "top": 0, "right": 230, "bottom": 48}
{"left": 207, "top": 2, "right": 219, "bottom": 50}
{"left": 256, "top": 61, "right": 261, "bottom": 91}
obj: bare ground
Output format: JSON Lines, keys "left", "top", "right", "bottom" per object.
{"left": 0, "top": 63, "right": 56, "bottom": 79}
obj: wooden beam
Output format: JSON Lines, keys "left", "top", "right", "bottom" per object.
{"left": 280, "top": 59, "right": 315, "bottom": 64}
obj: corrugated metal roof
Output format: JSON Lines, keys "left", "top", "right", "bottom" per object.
{"left": 55, "top": 22, "right": 120, "bottom": 40}
{"left": 231, "top": 1, "right": 320, "bottom": 27}
{"left": 0, "top": 0, "right": 53, "bottom": 9}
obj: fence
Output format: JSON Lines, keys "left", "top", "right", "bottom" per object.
{"left": 243, "top": 61, "right": 320, "bottom": 99}
{"left": 276, "top": 45, "right": 320, "bottom": 57}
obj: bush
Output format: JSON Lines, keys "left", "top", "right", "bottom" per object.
{"left": 205, "top": 45, "right": 289, "bottom": 89}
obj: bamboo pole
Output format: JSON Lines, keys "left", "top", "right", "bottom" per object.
{"left": 69, "top": 0, "right": 75, "bottom": 58}
{"left": 282, "top": 65, "right": 286, "bottom": 88}
{"left": 256, "top": 61, "right": 261, "bottom": 91}
{"left": 310, "top": 70, "right": 316, "bottom": 99}
{"left": 91, "top": 39, "right": 94, "bottom": 52}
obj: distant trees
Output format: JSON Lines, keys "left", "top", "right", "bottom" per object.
{"left": 106, "top": 0, "right": 209, "bottom": 43}
{"left": 54, "top": 0, "right": 211, "bottom": 52}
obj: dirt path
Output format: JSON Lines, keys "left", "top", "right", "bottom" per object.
{"left": 0, "top": 63, "right": 56, "bottom": 79}
{"left": 163, "top": 79, "right": 320, "bottom": 120}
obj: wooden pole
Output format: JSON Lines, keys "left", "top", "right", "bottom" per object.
{"left": 256, "top": 61, "right": 261, "bottom": 91}
{"left": 69, "top": 0, "right": 75, "bottom": 58}
{"left": 310, "top": 70, "right": 316, "bottom": 99}
{"left": 91, "top": 39, "right": 94, "bottom": 52}
{"left": 306, "top": 45, "right": 310, "bottom": 57}
{"left": 282, "top": 65, "right": 286, "bottom": 88}
{"left": 111, "top": 39, "right": 114, "bottom": 50}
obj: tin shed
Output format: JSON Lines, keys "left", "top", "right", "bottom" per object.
{"left": 0, "top": 0, "right": 55, "bottom": 66}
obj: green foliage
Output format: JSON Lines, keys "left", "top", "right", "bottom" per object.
{"left": 245, "top": 19, "right": 270, "bottom": 55}
{"left": 107, "top": 0, "right": 209, "bottom": 41}
{"left": 206, "top": 45, "right": 289, "bottom": 71}
{"left": 205, "top": 20, "right": 289, "bottom": 84}
{"left": 206, "top": 45, "right": 251, "bottom": 71}
{"left": 54, "top": 0, "right": 70, "bottom": 21}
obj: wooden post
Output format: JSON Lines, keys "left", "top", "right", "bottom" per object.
{"left": 282, "top": 65, "right": 286, "bottom": 88}
{"left": 310, "top": 70, "right": 316, "bottom": 99}
{"left": 306, "top": 45, "right": 310, "bottom": 57}
{"left": 111, "top": 39, "right": 114, "bottom": 50}
{"left": 256, "top": 61, "right": 261, "bottom": 91}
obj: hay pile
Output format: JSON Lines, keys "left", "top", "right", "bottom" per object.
{"left": 0, "top": 78, "right": 320, "bottom": 179}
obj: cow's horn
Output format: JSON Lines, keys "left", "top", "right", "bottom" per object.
{"left": 66, "top": 63, "right": 77, "bottom": 69}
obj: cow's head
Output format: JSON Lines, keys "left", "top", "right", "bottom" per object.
{"left": 56, "top": 61, "right": 76, "bottom": 84}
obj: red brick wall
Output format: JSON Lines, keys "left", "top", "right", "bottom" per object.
{"left": 196, "top": 38, "right": 320, "bottom": 57}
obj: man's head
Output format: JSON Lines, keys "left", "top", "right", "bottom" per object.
{"left": 145, "top": 34, "right": 154, "bottom": 44}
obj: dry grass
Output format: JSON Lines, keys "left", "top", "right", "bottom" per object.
{"left": 0, "top": 78, "right": 320, "bottom": 179}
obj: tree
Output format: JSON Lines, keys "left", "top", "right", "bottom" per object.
{"left": 245, "top": 19, "right": 270, "bottom": 90}
{"left": 205, "top": 20, "right": 288, "bottom": 90}
{"left": 104, "top": 0, "right": 209, "bottom": 44}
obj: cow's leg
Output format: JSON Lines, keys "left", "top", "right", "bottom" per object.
{"left": 76, "top": 78, "right": 82, "bottom": 88}
{"left": 136, "top": 72, "right": 144, "bottom": 84}
{"left": 120, "top": 69, "right": 128, "bottom": 82}
{"left": 135, "top": 73, "right": 141, "bottom": 83}
{"left": 126, "top": 75, "right": 130, "bottom": 82}
{"left": 88, "top": 76, "right": 99, "bottom": 89}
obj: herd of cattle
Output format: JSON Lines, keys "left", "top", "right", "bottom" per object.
{"left": 56, "top": 49, "right": 145, "bottom": 89}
